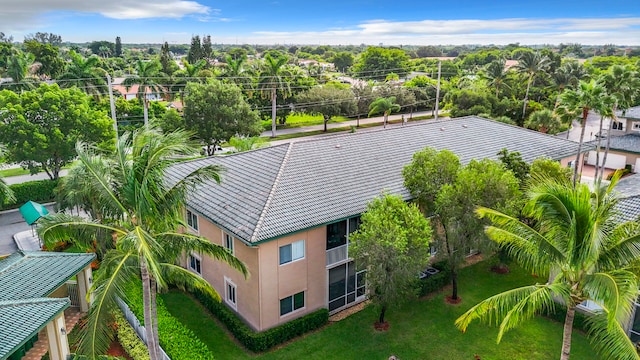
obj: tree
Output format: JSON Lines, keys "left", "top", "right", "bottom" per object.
{"left": 516, "top": 52, "right": 550, "bottom": 120}
{"left": 353, "top": 47, "right": 410, "bottom": 80}
{"left": 528, "top": 157, "right": 572, "bottom": 187}
{"left": 159, "top": 42, "right": 177, "bottom": 76}
{"left": 483, "top": 59, "right": 510, "bottom": 97}
{"left": 88, "top": 41, "right": 115, "bottom": 58}
{"left": 153, "top": 108, "right": 184, "bottom": 134}
{"left": 1, "top": 50, "right": 40, "bottom": 92}
{"left": 0, "top": 32, "right": 13, "bottom": 43}
{"left": 202, "top": 35, "right": 213, "bottom": 63}
{"left": 524, "top": 109, "right": 562, "bottom": 134}
{"left": 456, "top": 177, "right": 640, "bottom": 360}
{"left": 0, "top": 84, "right": 115, "bottom": 179}
{"left": 187, "top": 35, "right": 203, "bottom": 64}
{"left": 350, "top": 194, "right": 432, "bottom": 325}
{"left": 24, "top": 32, "right": 62, "bottom": 45}
{"left": 416, "top": 46, "right": 442, "bottom": 58}
{"left": 368, "top": 97, "right": 400, "bottom": 129}
{"left": 58, "top": 50, "right": 107, "bottom": 97}
{"left": 559, "top": 80, "right": 605, "bottom": 187}
{"left": 114, "top": 36, "right": 122, "bottom": 57}
{"left": 258, "top": 53, "right": 291, "bottom": 137}
{"left": 184, "top": 80, "right": 262, "bottom": 155}
{"left": 38, "top": 128, "right": 248, "bottom": 359}
{"left": 23, "top": 40, "right": 64, "bottom": 78}
{"left": 497, "top": 148, "right": 530, "bottom": 186}
{"left": 296, "top": 85, "right": 357, "bottom": 132}
{"left": 404, "top": 148, "right": 520, "bottom": 302}
{"left": 330, "top": 52, "right": 354, "bottom": 72}
{"left": 123, "top": 59, "right": 165, "bottom": 127}
{"left": 229, "top": 136, "right": 269, "bottom": 152}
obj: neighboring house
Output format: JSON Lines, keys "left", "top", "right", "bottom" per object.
{"left": 166, "top": 116, "right": 586, "bottom": 332}
{"left": 0, "top": 251, "right": 95, "bottom": 360}
{"left": 586, "top": 105, "right": 640, "bottom": 171}
{"left": 111, "top": 77, "right": 163, "bottom": 101}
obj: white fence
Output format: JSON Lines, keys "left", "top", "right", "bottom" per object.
{"left": 116, "top": 297, "right": 171, "bottom": 360}
{"left": 66, "top": 280, "right": 80, "bottom": 307}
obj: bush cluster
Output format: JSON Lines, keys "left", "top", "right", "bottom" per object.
{"left": 124, "top": 285, "right": 213, "bottom": 359}
{"left": 1, "top": 179, "right": 58, "bottom": 210}
{"left": 543, "top": 303, "right": 590, "bottom": 332}
{"left": 192, "top": 288, "right": 329, "bottom": 353}
{"left": 417, "top": 260, "right": 452, "bottom": 297}
{"left": 113, "top": 310, "right": 151, "bottom": 360}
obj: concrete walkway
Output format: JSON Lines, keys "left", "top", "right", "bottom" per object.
{"left": 22, "top": 307, "right": 84, "bottom": 360}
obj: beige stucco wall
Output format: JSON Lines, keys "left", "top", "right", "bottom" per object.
{"left": 191, "top": 209, "right": 328, "bottom": 331}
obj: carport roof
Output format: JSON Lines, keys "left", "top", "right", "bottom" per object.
{"left": 0, "top": 251, "right": 95, "bottom": 301}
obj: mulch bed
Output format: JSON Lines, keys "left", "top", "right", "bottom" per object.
{"left": 106, "top": 340, "right": 132, "bottom": 360}
{"left": 374, "top": 322, "right": 390, "bottom": 331}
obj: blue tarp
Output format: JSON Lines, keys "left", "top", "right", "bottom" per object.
{"left": 19, "top": 201, "right": 49, "bottom": 225}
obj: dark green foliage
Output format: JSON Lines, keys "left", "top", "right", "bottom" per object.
{"left": 417, "top": 260, "right": 452, "bottom": 297}
{"left": 542, "top": 304, "right": 589, "bottom": 332}
{"left": 124, "top": 285, "right": 213, "bottom": 359}
{"left": 192, "top": 288, "right": 329, "bottom": 352}
{"left": 497, "top": 148, "right": 530, "bottom": 185}
{"left": 1, "top": 179, "right": 58, "bottom": 210}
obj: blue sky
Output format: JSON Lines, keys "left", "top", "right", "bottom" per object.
{"left": 2, "top": 0, "right": 640, "bottom": 45}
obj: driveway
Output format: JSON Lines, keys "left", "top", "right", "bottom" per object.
{"left": 0, "top": 204, "right": 55, "bottom": 255}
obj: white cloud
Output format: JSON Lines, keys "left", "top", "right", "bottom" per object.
{"left": 0, "top": 0, "right": 210, "bottom": 32}
{"left": 247, "top": 17, "right": 640, "bottom": 45}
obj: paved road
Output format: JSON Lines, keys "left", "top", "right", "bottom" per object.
{"left": 0, "top": 204, "right": 55, "bottom": 255}
{"left": 4, "top": 170, "right": 68, "bottom": 185}
{"left": 556, "top": 110, "right": 607, "bottom": 143}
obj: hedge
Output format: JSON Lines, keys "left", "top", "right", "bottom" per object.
{"left": 542, "top": 303, "right": 590, "bottom": 332}
{"left": 1, "top": 179, "right": 58, "bottom": 210}
{"left": 192, "top": 288, "right": 329, "bottom": 353}
{"left": 124, "top": 284, "right": 213, "bottom": 359}
{"left": 113, "top": 310, "right": 151, "bottom": 360}
{"left": 417, "top": 260, "right": 452, "bottom": 297}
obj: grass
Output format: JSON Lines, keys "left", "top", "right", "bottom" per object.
{"left": 161, "top": 260, "right": 599, "bottom": 360}
{"left": 261, "top": 113, "right": 352, "bottom": 130}
{"left": 0, "top": 161, "right": 78, "bottom": 178}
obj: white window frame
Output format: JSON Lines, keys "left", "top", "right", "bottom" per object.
{"left": 224, "top": 277, "right": 237, "bottom": 310}
{"left": 633, "top": 122, "right": 640, "bottom": 131}
{"left": 223, "top": 231, "right": 234, "bottom": 255}
{"left": 280, "top": 291, "right": 305, "bottom": 317}
{"left": 188, "top": 253, "right": 202, "bottom": 276}
{"left": 279, "top": 240, "right": 305, "bottom": 265}
{"left": 186, "top": 209, "right": 199, "bottom": 233}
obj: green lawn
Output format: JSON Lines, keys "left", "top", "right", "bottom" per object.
{"left": 161, "top": 260, "right": 599, "bottom": 360}
{"left": 261, "top": 113, "right": 353, "bottom": 130}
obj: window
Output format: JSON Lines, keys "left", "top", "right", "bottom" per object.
{"left": 224, "top": 277, "right": 237, "bottom": 310}
{"left": 326, "top": 216, "right": 361, "bottom": 250}
{"left": 189, "top": 254, "right": 201, "bottom": 275}
{"left": 612, "top": 121, "right": 624, "bottom": 130}
{"left": 280, "top": 291, "right": 304, "bottom": 316}
{"left": 633, "top": 122, "right": 640, "bottom": 131}
{"left": 279, "top": 240, "right": 305, "bottom": 265}
{"left": 186, "top": 209, "right": 198, "bottom": 231}
{"left": 223, "top": 232, "right": 234, "bottom": 254}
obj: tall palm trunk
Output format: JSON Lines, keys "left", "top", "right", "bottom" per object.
{"left": 522, "top": 76, "right": 532, "bottom": 120}
{"left": 379, "top": 304, "right": 387, "bottom": 324}
{"left": 150, "top": 278, "right": 160, "bottom": 358}
{"left": 599, "top": 104, "right": 618, "bottom": 184}
{"left": 594, "top": 116, "right": 604, "bottom": 183}
{"left": 572, "top": 109, "right": 589, "bottom": 188}
{"left": 141, "top": 260, "right": 160, "bottom": 360}
{"left": 271, "top": 88, "right": 277, "bottom": 138}
{"left": 143, "top": 98, "right": 149, "bottom": 128}
{"left": 560, "top": 306, "right": 576, "bottom": 360}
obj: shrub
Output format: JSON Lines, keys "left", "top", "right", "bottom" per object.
{"left": 1, "top": 179, "right": 58, "bottom": 210}
{"left": 192, "top": 288, "right": 329, "bottom": 352}
{"left": 417, "top": 260, "right": 452, "bottom": 297}
{"left": 606, "top": 167, "right": 631, "bottom": 180}
{"left": 124, "top": 284, "right": 213, "bottom": 359}
{"left": 113, "top": 310, "right": 150, "bottom": 360}
{"left": 542, "top": 303, "right": 590, "bottom": 332}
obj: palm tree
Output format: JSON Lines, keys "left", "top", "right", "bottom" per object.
{"left": 258, "top": 54, "right": 291, "bottom": 137}
{"left": 1, "top": 50, "right": 41, "bottom": 92}
{"left": 516, "top": 52, "right": 550, "bottom": 119}
{"left": 58, "top": 50, "right": 107, "bottom": 98}
{"left": 483, "top": 58, "right": 510, "bottom": 97}
{"left": 38, "top": 128, "right": 248, "bottom": 359}
{"left": 559, "top": 80, "right": 605, "bottom": 187}
{"left": 123, "top": 60, "right": 165, "bottom": 127}
{"left": 171, "top": 59, "right": 206, "bottom": 105}
{"left": 456, "top": 177, "right": 640, "bottom": 360}
{"left": 368, "top": 97, "right": 401, "bottom": 129}
{"left": 550, "top": 61, "right": 587, "bottom": 111}
{"left": 524, "top": 109, "right": 561, "bottom": 134}
{"left": 598, "top": 65, "right": 640, "bottom": 183}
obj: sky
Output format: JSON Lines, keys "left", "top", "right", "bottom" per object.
{"left": 2, "top": 0, "right": 640, "bottom": 45}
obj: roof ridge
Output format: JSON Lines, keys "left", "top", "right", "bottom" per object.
{"left": 0, "top": 297, "right": 69, "bottom": 307}
{"left": 249, "top": 142, "right": 295, "bottom": 243}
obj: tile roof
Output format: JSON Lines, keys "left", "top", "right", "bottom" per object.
{"left": 614, "top": 174, "right": 640, "bottom": 222}
{"left": 587, "top": 134, "right": 640, "bottom": 154}
{"left": 615, "top": 173, "right": 640, "bottom": 198}
{"left": 619, "top": 106, "right": 640, "bottom": 120}
{"left": 0, "top": 298, "right": 69, "bottom": 359}
{"left": 0, "top": 251, "right": 95, "bottom": 301}
{"left": 168, "top": 116, "right": 587, "bottom": 244}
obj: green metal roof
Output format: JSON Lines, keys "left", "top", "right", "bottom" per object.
{"left": 0, "top": 251, "right": 95, "bottom": 301}
{"left": 19, "top": 201, "right": 49, "bottom": 225}
{"left": 0, "top": 298, "right": 69, "bottom": 360}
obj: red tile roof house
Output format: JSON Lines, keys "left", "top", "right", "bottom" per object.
{"left": 166, "top": 116, "right": 587, "bottom": 332}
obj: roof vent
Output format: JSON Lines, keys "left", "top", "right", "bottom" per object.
{"left": 462, "top": 124, "right": 468, "bottom": 128}
{"left": 335, "top": 144, "right": 341, "bottom": 149}
{"left": 440, "top": 127, "right": 445, "bottom": 131}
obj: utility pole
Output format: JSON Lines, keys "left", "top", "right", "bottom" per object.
{"left": 434, "top": 60, "right": 441, "bottom": 121}
{"left": 106, "top": 74, "right": 118, "bottom": 137}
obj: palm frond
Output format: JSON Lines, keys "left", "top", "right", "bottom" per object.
{"left": 455, "top": 283, "right": 566, "bottom": 343}
{"left": 583, "top": 270, "right": 639, "bottom": 326}
{"left": 585, "top": 312, "right": 640, "bottom": 360}
{"left": 160, "top": 263, "right": 221, "bottom": 302}
{"left": 159, "top": 231, "right": 249, "bottom": 278}
{"left": 77, "top": 250, "right": 138, "bottom": 358}
{"left": 37, "top": 213, "right": 125, "bottom": 249}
